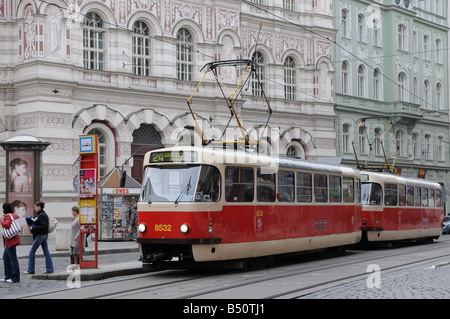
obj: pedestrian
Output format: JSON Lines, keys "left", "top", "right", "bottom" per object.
{"left": 69, "top": 206, "right": 83, "bottom": 267}
{"left": 1, "top": 202, "right": 21, "bottom": 283}
{"left": 24, "top": 201, "right": 54, "bottom": 275}
{"left": 127, "top": 205, "right": 138, "bottom": 239}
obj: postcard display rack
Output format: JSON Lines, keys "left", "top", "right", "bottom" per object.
{"left": 100, "top": 191, "right": 138, "bottom": 240}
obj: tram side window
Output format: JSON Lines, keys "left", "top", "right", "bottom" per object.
{"left": 314, "top": 174, "right": 328, "bottom": 203}
{"left": 436, "top": 189, "right": 442, "bottom": 207}
{"left": 384, "top": 184, "right": 397, "bottom": 206}
{"left": 297, "top": 172, "right": 312, "bottom": 203}
{"left": 421, "top": 188, "right": 428, "bottom": 207}
{"left": 329, "top": 175, "right": 342, "bottom": 202}
{"left": 414, "top": 187, "right": 421, "bottom": 207}
{"left": 225, "top": 167, "right": 254, "bottom": 202}
{"left": 429, "top": 189, "right": 435, "bottom": 207}
{"left": 278, "top": 170, "right": 294, "bottom": 202}
{"left": 257, "top": 168, "right": 276, "bottom": 202}
{"left": 343, "top": 177, "right": 354, "bottom": 203}
{"left": 406, "top": 186, "right": 414, "bottom": 207}
{"left": 398, "top": 185, "right": 406, "bottom": 206}
{"left": 195, "top": 166, "right": 221, "bottom": 202}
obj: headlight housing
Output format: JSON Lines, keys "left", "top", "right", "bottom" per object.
{"left": 138, "top": 223, "right": 147, "bottom": 233}
{"left": 180, "top": 223, "right": 190, "bottom": 234}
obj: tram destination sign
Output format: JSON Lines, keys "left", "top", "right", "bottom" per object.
{"left": 150, "top": 150, "right": 198, "bottom": 163}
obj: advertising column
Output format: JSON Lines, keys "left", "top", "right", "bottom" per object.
{"left": 78, "top": 135, "right": 98, "bottom": 269}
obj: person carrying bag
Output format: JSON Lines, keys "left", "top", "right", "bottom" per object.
{"left": 1, "top": 203, "right": 21, "bottom": 283}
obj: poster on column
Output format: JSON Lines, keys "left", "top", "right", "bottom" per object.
{"left": 8, "top": 150, "right": 34, "bottom": 234}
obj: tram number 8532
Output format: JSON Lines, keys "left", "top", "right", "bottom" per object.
{"left": 155, "top": 224, "right": 172, "bottom": 232}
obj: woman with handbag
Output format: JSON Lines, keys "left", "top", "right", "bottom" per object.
{"left": 24, "top": 201, "right": 54, "bottom": 275}
{"left": 1, "top": 202, "right": 21, "bottom": 283}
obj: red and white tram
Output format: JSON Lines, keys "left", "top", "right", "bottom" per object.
{"left": 361, "top": 171, "right": 444, "bottom": 243}
{"left": 137, "top": 146, "right": 362, "bottom": 269}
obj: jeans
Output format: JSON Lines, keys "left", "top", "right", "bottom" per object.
{"left": 27, "top": 234, "right": 54, "bottom": 273}
{"left": 3, "top": 244, "right": 20, "bottom": 282}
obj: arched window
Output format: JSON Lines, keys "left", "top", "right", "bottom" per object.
{"left": 87, "top": 128, "right": 107, "bottom": 179}
{"left": 373, "top": 69, "right": 381, "bottom": 100}
{"left": 341, "top": 61, "right": 349, "bottom": 94}
{"left": 284, "top": 56, "right": 296, "bottom": 100}
{"left": 176, "top": 28, "right": 193, "bottom": 81}
{"left": 398, "top": 72, "right": 407, "bottom": 101}
{"left": 357, "top": 64, "right": 365, "bottom": 98}
{"left": 83, "top": 12, "right": 105, "bottom": 70}
{"left": 424, "top": 80, "right": 430, "bottom": 109}
{"left": 132, "top": 21, "right": 150, "bottom": 76}
{"left": 251, "top": 51, "right": 265, "bottom": 97}
{"left": 436, "top": 82, "right": 442, "bottom": 110}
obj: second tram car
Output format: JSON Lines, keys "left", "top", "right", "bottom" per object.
{"left": 137, "top": 146, "right": 362, "bottom": 269}
{"left": 361, "top": 171, "right": 444, "bottom": 243}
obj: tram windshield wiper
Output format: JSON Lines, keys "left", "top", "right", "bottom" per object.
{"left": 175, "top": 176, "right": 192, "bottom": 204}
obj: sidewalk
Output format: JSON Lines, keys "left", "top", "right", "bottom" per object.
{"left": 0, "top": 236, "right": 145, "bottom": 281}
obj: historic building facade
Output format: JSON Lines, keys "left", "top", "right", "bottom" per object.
{"left": 0, "top": 0, "right": 335, "bottom": 220}
{"left": 333, "top": 0, "right": 450, "bottom": 203}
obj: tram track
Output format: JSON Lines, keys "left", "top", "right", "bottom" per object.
{"left": 16, "top": 238, "right": 450, "bottom": 299}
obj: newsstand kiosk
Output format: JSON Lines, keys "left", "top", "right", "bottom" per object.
{"left": 98, "top": 168, "right": 141, "bottom": 241}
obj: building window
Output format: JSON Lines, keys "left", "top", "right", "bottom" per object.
{"left": 284, "top": 57, "right": 296, "bottom": 100}
{"left": 341, "top": 9, "right": 349, "bottom": 38}
{"left": 358, "top": 14, "right": 365, "bottom": 42}
{"left": 373, "top": 68, "right": 381, "bottom": 100}
{"left": 283, "top": 0, "right": 294, "bottom": 11}
{"left": 359, "top": 126, "right": 367, "bottom": 154}
{"left": 436, "top": 82, "right": 442, "bottom": 110}
{"left": 424, "top": 80, "right": 430, "bottom": 109}
{"left": 83, "top": 12, "right": 105, "bottom": 70}
{"left": 373, "top": 18, "right": 380, "bottom": 46}
{"left": 398, "top": 72, "right": 407, "bottom": 102}
{"left": 412, "top": 133, "right": 419, "bottom": 158}
{"left": 413, "top": 76, "right": 418, "bottom": 104}
{"left": 397, "top": 24, "right": 406, "bottom": 51}
{"left": 423, "top": 35, "right": 430, "bottom": 60}
{"left": 87, "top": 128, "right": 107, "bottom": 179}
{"left": 436, "top": 39, "right": 442, "bottom": 63}
{"left": 396, "top": 130, "right": 405, "bottom": 157}
{"left": 357, "top": 64, "right": 365, "bottom": 98}
{"left": 251, "top": 51, "right": 265, "bottom": 97}
{"left": 437, "top": 136, "right": 444, "bottom": 161}
{"left": 424, "top": 134, "right": 431, "bottom": 160}
{"left": 341, "top": 61, "right": 349, "bottom": 94}
{"left": 176, "top": 28, "right": 193, "bottom": 81}
{"left": 132, "top": 21, "right": 150, "bottom": 76}
{"left": 374, "top": 128, "right": 382, "bottom": 156}
{"left": 343, "top": 124, "right": 351, "bottom": 153}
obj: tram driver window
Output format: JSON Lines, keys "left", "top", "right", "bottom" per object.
{"left": 225, "top": 167, "right": 254, "bottom": 202}
{"left": 361, "top": 182, "right": 382, "bottom": 205}
{"left": 257, "top": 168, "right": 276, "bottom": 202}
{"left": 195, "top": 166, "right": 221, "bottom": 202}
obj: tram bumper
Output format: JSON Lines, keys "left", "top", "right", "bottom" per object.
{"left": 137, "top": 238, "right": 222, "bottom": 270}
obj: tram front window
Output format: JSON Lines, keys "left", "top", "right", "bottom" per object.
{"left": 140, "top": 165, "right": 220, "bottom": 203}
{"left": 362, "top": 182, "right": 382, "bottom": 206}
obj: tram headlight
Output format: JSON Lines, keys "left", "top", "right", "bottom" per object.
{"left": 138, "top": 223, "right": 147, "bottom": 233}
{"left": 180, "top": 223, "right": 190, "bottom": 234}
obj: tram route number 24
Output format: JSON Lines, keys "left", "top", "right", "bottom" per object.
{"left": 155, "top": 224, "right": 172, "bottom": 232}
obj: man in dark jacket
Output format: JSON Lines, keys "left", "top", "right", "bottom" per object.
{"left": 23, "top": 201, "right": 54, "bottom": 274}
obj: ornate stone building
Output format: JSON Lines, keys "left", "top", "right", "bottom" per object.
{"left": 0, "top": 0, "right": 335, "bottom": 221}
